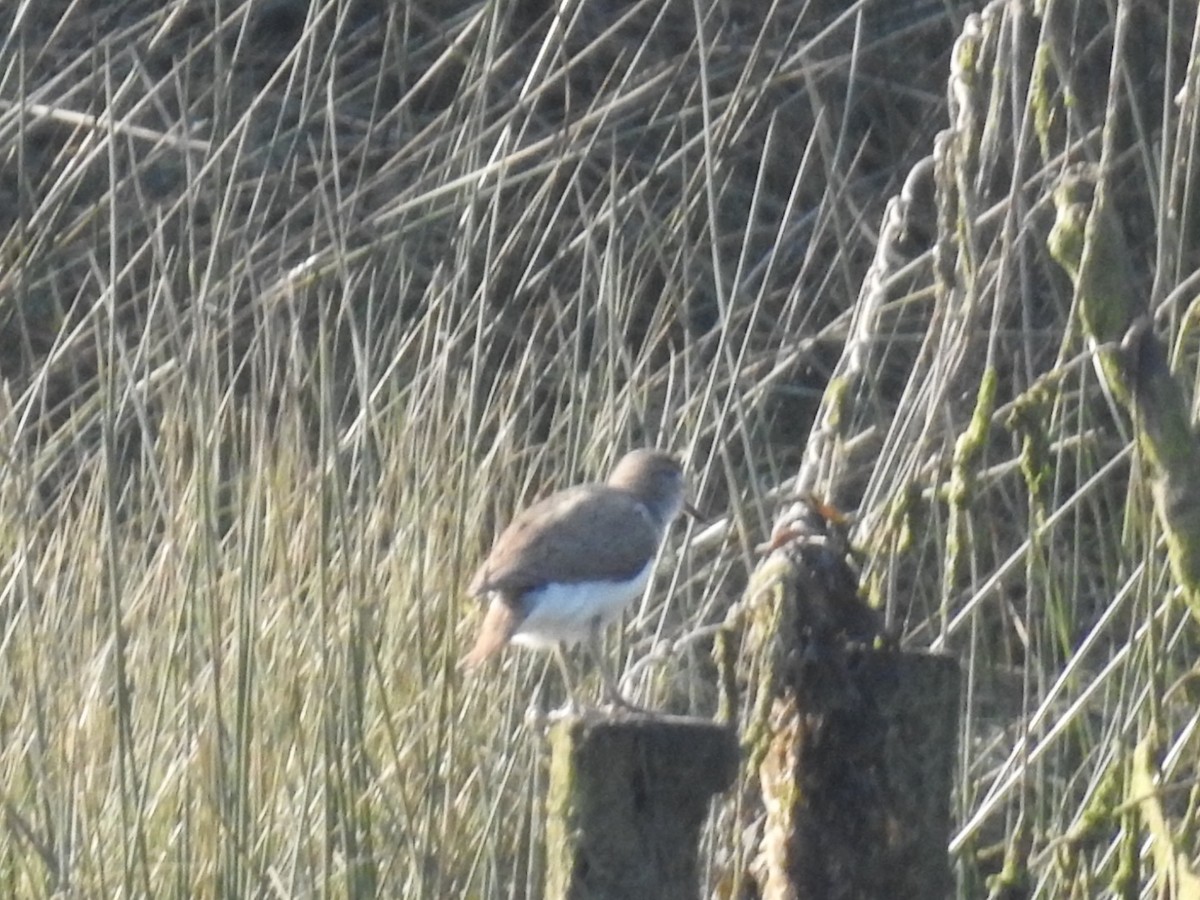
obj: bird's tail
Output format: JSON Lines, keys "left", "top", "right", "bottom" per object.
{"left": 459, "top": 597, "right": 518, "bottom": 669}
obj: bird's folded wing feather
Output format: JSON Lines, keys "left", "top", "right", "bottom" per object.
{"left": 468, "top": 485, "right": 658, "bottom": 596}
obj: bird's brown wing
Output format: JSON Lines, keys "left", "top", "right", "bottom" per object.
{"left": 468, "top": 485, "right": 659, "bottom": 596}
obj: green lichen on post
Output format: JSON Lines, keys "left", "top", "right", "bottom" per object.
{"left": 738, "top": 556, "right": 795, "bottom": 760}
{"left": 709, "top": 558, "right": 794, "bottom": 898}
{"left": 545, "top": 720, "right": 582, "bottom": 899}
{"left": 710, "top": 553, "right": 796, "bottom": 888}
{"left": 723, "top": 533, "right": 959, "bottom": 896}
{"left": 545, "top": 715, "right": 737, "bottom": 900}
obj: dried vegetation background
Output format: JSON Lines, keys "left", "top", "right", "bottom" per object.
{"left": 1, "top": 0, "right": 1198, "bottom": 896}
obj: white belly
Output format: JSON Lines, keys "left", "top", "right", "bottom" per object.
{"left": 510, "top": 560, "right": 654, "bottom": 648}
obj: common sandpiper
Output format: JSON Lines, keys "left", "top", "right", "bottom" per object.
{"left": 460, "top": 449, "right": 694, "bottom": 709}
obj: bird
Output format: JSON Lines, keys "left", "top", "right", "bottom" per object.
{"left": 460, "top": 449, "right": 694, "bottom": 709}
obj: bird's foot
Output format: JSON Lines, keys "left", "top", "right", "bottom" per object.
{"left": 599, "top": 687, "right": 649, "bottom": 716}
{"left": 525, "top": 692, "right": 586, "bottom": 728}
{"left": 543, "top": 698, "right": 586, "bottom": 724}
{"left": 523, "top": 703, "right": 549, "bottom": 731}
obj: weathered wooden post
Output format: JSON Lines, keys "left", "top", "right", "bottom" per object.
{"left": 542, "top": 493, "right": 959, "bottom": 899}
{"left": 722, "top": 498, "right": 961, "bottom": 898}
{"left": 753, "top": 646, "right": 959, "bottom": 898}
{"left": 545, "top": 712, "right": 738, "bottom": 900}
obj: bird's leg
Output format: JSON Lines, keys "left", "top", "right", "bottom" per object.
{"left": 589, "top": 619, "right": 637, "bottom": 710}
{"left": 523, "top": 652, "right": 552, "bottom": 730}
{"left": 552, "top": 642, "right": 582, "bottom": 715}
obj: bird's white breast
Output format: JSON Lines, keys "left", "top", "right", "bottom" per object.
{"left": 510, "top": 559, "right": 655, "bottom": 649}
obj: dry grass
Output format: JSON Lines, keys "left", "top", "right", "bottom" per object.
{"left": 0, "top": 0, "right": 1197, "bottom": 897}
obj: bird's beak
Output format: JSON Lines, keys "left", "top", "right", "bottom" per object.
{"left": 683, "top": 500, "right": 706, "bottom": 522}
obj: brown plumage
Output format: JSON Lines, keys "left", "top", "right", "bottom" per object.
{"left": 459, "top": 450, "right": 689, "bottom": 705}
{"left": 467, "top": 485, "right": 662, "bottom": 600}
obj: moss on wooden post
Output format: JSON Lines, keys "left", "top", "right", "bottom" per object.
{"left": 718, "top": 500, "right": 960, "bottom": 898}
{"left": 757, "top": 648, "right": 960, "bottom": 899}
{"left": 545, "top": 713, "right": 738, "bottom": 900}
